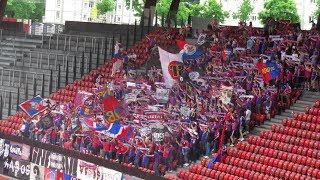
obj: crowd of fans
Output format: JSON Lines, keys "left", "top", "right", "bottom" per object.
{"left": 13, "top": 20, "right": 320, "bottom": 176}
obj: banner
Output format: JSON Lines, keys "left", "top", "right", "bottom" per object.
{"left": 143, "top": 111, "right": 164, "bottom": 121}
{"left": 38, "top": 115, "right": 54, "bottom": 130}
{"left": 220, "top": 85, "right": 233, "bottom": 105}
{"left": 77, "top": 160, "right": 102, "bottom": 180}
{"left": 158, "top": 47, "right": 184, "bottom": 88}
{"left": 74, "top": 91, "right": 93, "bottom": 108}
{"left": 3, "top": 158, "right": 30, "bottom": 180}
{"left": 30, "top": 163, "right": 45, "bottom": 180}
{"left": 8, "top": 141, "right": 30, "bottom": 161}
{"left": 155, "top": 88, "right": 169, "bottom": 103}
{"left": 44, "top": 168, "right": 57, "bottom": 180}
{"left": 0, "top": 138, "right": 10, "bottom": 160}
{"left": 256, "top": 61, "right": 280, "bottom": 82}
{"left": 31, "top": 147, "right": 78, "bottom": 176}
{"left": 19, "top": 95, "right": 48, "bottom": 118}
{"left": 149, "top": 122, "right": 172, "bottom": 143}
{"left": 101, "top": 168, "right": 122, "bottom": 180}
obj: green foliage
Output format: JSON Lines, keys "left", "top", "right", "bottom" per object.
{"left": 5, "top": 0, "right": 36, "bottom": 19}
{"left": 97, "top": 0, "right": 115, "bottom": 15}
{"left": 314, "top": 0, "right": 320, "bottom": 18}
{"left": 125, "top": 0, "right": 145, "bottom": 16}
{"left": 258, "top": 0, "right": 300, "bottom": 24}
{"left": 233, "top": 0, "right": 253, "bottom": 22}
{"left": 156, "top": 0, "right": 189, "bottom": 23}
{"left": 189, "top": 4, "right": 205, "bottom": 17}
{"left": 202, "top": 0, "right": 229, "bottom": 23}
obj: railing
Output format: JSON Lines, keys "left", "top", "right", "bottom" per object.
{"left": 41, "top": 33, "right": 115, "bottom": 54}
{"left": 21, "top": 51, "right": 90, "bottom": 73}
{"left": 0, "top": 68, "right": 57, "bottom": 91}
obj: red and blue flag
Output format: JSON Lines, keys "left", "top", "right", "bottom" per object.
{"left": 256, "top": 61, "right": 280, "bottom": 82}
{"left": 19, "top": 95, "right": 47, "bottom": 118}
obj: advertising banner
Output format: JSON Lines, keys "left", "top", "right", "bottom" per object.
{"left": 31, "top": 147, "right": 78, "bottom": 176}
{"left": 3, "top": 158, "right": 30, "bottom": 180}
{"left": 77, "top": 160, "right": 102, "bottom": 180}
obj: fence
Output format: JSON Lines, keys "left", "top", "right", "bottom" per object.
{"left": 21, "top": 51, "right": 90, "bottom": 72}
{"left": 41, "top": 33, "right": 115, "bottom": 54}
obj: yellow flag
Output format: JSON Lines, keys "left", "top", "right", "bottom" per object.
{"left": 91, "top": 8, "right": 98, "bottom": 19}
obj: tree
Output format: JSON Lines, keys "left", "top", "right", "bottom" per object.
{"left": 233, "top": 0, "right": 253, "bottom": 22}
{"left": 188, "top": 4, "right": 205, "bottom": 17}
{"left": 5, "top": 0, "right": 36, "bottom": 19}
{"left": 125, "top": 0, "right": 145, "bottom": 16}
{"left": 97, "top": 0, "right": 115, "bottom": 15}
{"left": 156, "top": 0, "right": 189, "bottom": 23}
{"left": 258, "top": 0, "right": 300, "bottom": 24}
{"left": 314, "top": 0, "right": 320, "bottom": 18}
{"left": 202, "top": 0, "right": 229, "bottom": 23}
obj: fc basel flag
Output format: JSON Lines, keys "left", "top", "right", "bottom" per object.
{"left": 256, "top": 61, "right": 280, "bottom": 82}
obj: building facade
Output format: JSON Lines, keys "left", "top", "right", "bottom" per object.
{"left": 43, "top": 0, "right": 100, "bottom": 24}
{"left": 44, "top": 0, "right": 317, "bottom": 30}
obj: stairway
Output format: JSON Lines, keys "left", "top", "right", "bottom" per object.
{"left": 252, "top": 91, "right": 320, "bottom": 136}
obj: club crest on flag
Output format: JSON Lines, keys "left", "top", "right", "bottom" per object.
{"left": 20, "top": 95, "right": 47, "bottom": 118}
{"left": 168, "top": 61, "right": 183, "bottom": 80}
{"left": 184, "top": 44, "right": 197, "bottom": 55}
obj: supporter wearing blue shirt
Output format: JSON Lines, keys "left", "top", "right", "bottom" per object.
{"left": 153, "top": 152, "right": 160, "bottom": 176}
{"left": 134, "top": 150, "right": 141, "bottom": 168}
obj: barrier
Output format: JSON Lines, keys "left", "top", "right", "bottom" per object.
{"left": 0, "top": 133, "right": 163, "bottom": 180}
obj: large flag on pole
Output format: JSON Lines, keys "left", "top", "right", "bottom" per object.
{"left": 158, "top": 47, "right": 184, "bottom": 88}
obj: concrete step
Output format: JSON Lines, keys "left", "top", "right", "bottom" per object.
{"left": 0, "top": 56, "right": 16, "bottom": 62}
{"left": 5, "top": 37, "right": 43, "bottom": 44}
{"left": 0, "top": 41, "right": 37, "bottom": 49}
{"left": 0, "top": 61, "right": 13, "bottom": 67}
{"left": 0, "top": 51, "right": 23, "bottom": 58}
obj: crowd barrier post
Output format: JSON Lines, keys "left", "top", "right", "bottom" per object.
{"left": 133, "top": 20, "right": 137, "bottom": 45}
{"left": 73, "top": 56, "right": 77, "bottom": 81}
{"left": 65, "top": 60, "right": 69, "bottom": 86}
{"left": 126, "top": 26, "right": 129, "bottom": 51}
{"left": 96, "top": 43, "right": 100, "bottom": 69}
{"left": 140, "top": 12, "right": 144, "bottom": 40}
{"left": 147, "top": 9, "right": 151, "bottom": 33}
{"left": 155, "top": 11, "right": 158, "bottom": 27}
{"left": 16, "top": 87, "right": 20, "bottom": 111}
{"left": 41, "top": 74, "right": 45, "bottom": 97}
{"left": 187, "top": 14, "right": 191, "bottom": 25}
{"left": 81, "top": 52, "right": 85, "bottom": 77}
{"left": 111, "top": 35, "right": 115, "bottom": 56}
{"left": 161, "top": 13, "right": 164, "bottom": 27}
{"left": 57, "top": 65, "right": 61, "bottom": 89}
{"left": 0, "top": 95, "right": 2, "bottom": 119}
{"left": 49, "top": 70, "right": 53, "bottom": 95}
{"left": 8, "top": 92, "right": 11, "bottom": 116}
{"left": 89, "top": 50, "right": 92, "bottom": 72}
{"left": 25, "top": 83, "right": 28, "bottom": 101}
{"left": 104, "top": 37, "right": 108, "bottom": 61}
{"left": 33, "top": 78, "right": 37, "bottom": 97}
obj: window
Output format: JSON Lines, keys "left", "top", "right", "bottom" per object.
{"left": 251, "top": 16, "right": 257, "bottom": 21}
{"left": 89, "top": 2, "right": 94, "bottom": 8}
{"left": 56, "top": 11, "right": 60, "bottom": 19}
{"left": 117, "top": 17, "right": 121, "bottom": 22}
{"left": 118, "top": 5, "right": 122, "bottom": 10}
{"left": 311, "top": 0, "right": 316, "bottom": 3}
{"left": 56, "top": 0, "right": 60, "bottom": 8}
{"left": 84, "top": 3, "right": 88, "bottom": 8}
{"left": 83, "top": 15, "right": 87, "bottom": 20}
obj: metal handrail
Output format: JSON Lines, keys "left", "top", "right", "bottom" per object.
{"left": 22, "top": 51, "right": 89, "bottom": 73}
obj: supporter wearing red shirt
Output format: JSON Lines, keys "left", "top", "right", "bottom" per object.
{"left": 63, "top": 139, "right": 72, "bottom": 150}
{"left": 103, "top": 140, "right": 110, "bottom": 159}
{"left": 51, "top": 128, "right": 57, "bottom": 145}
